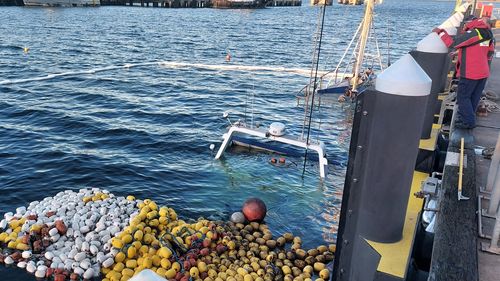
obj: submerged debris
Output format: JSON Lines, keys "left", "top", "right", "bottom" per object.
{"left": 0, "top": 189, "right": 335, "bottom": 281}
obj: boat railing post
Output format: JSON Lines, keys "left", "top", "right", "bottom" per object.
{"left": 486, "top": 133, "right": 500, "bottom": 216}
{"left": 214, "top": 127, "right": 237, "bottom": 160}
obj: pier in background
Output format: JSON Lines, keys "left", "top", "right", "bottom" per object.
{"left": 0, "top": 0, "right": 303, "bottom": 6}
{"left": 0, "top": 0, "right": 23, "bottom": 5}
{"left": 99, "top": 0, "right": 302, "bottom": 7}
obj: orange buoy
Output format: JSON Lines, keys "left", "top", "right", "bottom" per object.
{"left": 270, "top": 158, "right": 277, "bottom": 164}
{"left": 279, "top": 157, "right": 286, "bottom": 164}
{"left": 242, "top": 198, "right": 267, "bottom": 222}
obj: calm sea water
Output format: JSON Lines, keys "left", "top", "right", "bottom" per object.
{"left": 0, "top": 1, "right": 453, "bottom": 279}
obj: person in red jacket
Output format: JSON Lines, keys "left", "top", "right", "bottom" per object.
{"left": 433, "top": 16, "right": 494, "bottom": 129}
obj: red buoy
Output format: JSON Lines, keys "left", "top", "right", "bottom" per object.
{"left": 242, "top": 198, "right": 267, "bottom": 222}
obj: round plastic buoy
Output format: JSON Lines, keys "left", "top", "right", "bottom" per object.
{"left": 242, "top": 198, "right": 267, "bottom": 222}
{"left": 230, "top": 212, "right": 245, "bottom": 224}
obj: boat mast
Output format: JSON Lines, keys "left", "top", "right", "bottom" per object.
{"left": 351, "top": 0, "right": 374, "bottom": 92}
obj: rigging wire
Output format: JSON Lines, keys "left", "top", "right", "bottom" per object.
{"left": 302, "top": 3, "right": 327, "bottom": 178}
{"left": 251, "top": 84, "right": 256, "bottom": 128}
{"left": 244, "top": 82, "right": 249, "bottom": 125}
{"left": 249, "top": 53, "right": 258, "bottom": 128}
{"left": 366, "top": 16, "right": 383, "bottom": 73}
{"left": 386, "top": 22, "right": 391, "bottom": 67}
{"left": 316, "top": 99, "right": 323, "bottom": 144}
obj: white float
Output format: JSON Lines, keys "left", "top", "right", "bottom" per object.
{"left": 0, "top": 188, "right": 138, "bottom": 279}
{"left": 129, "top": 269, "right": 167, "bottom": 281}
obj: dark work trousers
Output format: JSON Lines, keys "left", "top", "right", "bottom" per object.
{"left": 456, "top": 77, "right": 487, "bottom": 127}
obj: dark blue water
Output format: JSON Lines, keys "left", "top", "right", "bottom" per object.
{"left": 0, "top": 1, "right": 454, "bottom": 279}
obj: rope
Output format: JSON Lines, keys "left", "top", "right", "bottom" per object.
{"left": 302, "top": 4, "right": 327, "bottom": 178}
{"left": 245, "top": 57, "right": 258, "bottom": 128}
{"left": 484, "top": 90, "right": 499, "bottom": 101}
{"left": 448, "top": 89, "right": 499, "bottom": 113}
{"left": 479, "top": 97, "right": 500, "bottom": 113}
{"left": 251, "top": 84, "right": 255, "bottom": 128}
{"left": 316, "top": 101, "right": 322, "bottom": 144}
{"left": 386, "top": 21, "right": 391, "bottom": 67}
{"left": 244, "top": 87, "right": 249, "bottom": 125}
{"left": 161, "top": 229, "right": 189, "bottom": 253}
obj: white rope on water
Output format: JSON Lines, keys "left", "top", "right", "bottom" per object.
{"left": 0, "top": 61, "right": 322, "bottom": 86}
{"left": 157, "top": 61, "right": 325, "bottom": 76}
{"left": 0, "top": 64, "right": 130, "bottom": 85}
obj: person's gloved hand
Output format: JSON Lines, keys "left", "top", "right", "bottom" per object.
{"left": 432, "top": 27, "right": 443, "bottom": 34}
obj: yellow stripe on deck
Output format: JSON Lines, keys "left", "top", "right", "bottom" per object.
{"left": 366, "top": 171, "right": 426, "bottom": 278}
{"left": 419, "top": 123, "right": 442, "bottom": 151}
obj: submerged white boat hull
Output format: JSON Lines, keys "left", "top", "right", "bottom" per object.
{"left": 23, "top": 0, "right": 99, "bottom": 6}
{"left": 215, "top": 124, "right": 328, "bottom": 178}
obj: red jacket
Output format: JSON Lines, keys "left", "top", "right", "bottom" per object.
{"left": 438, "top": 19, "right": 494, "bottom": 80}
